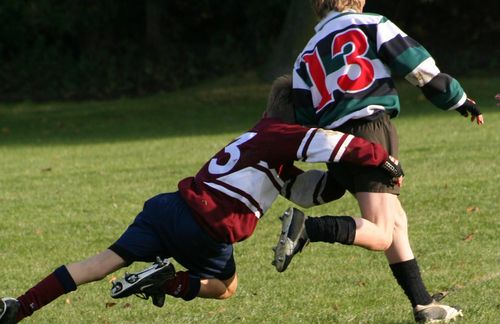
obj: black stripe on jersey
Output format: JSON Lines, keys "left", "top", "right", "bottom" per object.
{"left": 294, "top": 88, "right": 314, "bottom": 109}
{"left": 301, "top": 128, "right": 319, "bottom": 161}
{"left": 314, "top": 24, "right": 378, "bottom": 57}
{"left": 329, "top": 133, "right": 349, "bottom": 162}
{"left": 378, "top": 34, "right": 421, "bottom": 66}
{"left": 296, "top": 61, "right": 313, "bottom": 87}
{"left": 421, "top": 73, "right": 452, "bottom": 97}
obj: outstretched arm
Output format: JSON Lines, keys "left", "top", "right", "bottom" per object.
{"left": 279, "top": 159, "right": 403, "bottom": 208}
{"left": 374, "top": 19, "right": 484, "bottom": 125}
{"left": 296, "top": 128, "right": 403, "bottom": 184}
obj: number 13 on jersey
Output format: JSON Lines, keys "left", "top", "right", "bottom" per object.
{"left": 302, "top": 28, "right": 375, "bottom": 112}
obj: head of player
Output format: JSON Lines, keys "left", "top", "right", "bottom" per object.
{"left": 311, "top": 0, "right": 365, "bottom": 18}
{"left": 264, "top": 74, "right": 295, "bottom": 124}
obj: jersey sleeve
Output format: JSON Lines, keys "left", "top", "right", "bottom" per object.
{"left": 376, "top": 17, "right": 466, "bottom": 110}
{"left": 297, "top": 128, "right": 388, "bottom": 167}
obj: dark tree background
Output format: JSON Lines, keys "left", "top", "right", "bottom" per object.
{"left": 0, "top": 0, "right": 498, "bottom": 101}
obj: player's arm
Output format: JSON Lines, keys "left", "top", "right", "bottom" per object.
{"left": 376, "top": 18, "right": 483, "bottom": 124}
{"left": 296, "top": 129, "right": 404, "bottom": 186}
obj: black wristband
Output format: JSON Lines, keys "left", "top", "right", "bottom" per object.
{"left": 381, "top": 158, "right": 404, "bottom": 178}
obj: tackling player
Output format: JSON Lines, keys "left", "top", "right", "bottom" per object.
{"left": 0, "top": 75, "right": 403, "bottom": 323}
{"left": 273, "top": 0, "right": 484, "bottom": 323}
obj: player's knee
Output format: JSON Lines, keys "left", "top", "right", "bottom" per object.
{"left": 379, "top": 235, "right": 393, "bottom": 251}
{"left": 367, "top": 235, "right": 393, "bottom": 251}
{"left": 219, "top": 285, "right": 237, "bottom": 299}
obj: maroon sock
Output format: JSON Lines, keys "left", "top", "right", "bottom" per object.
{"left": 16, "top": 265, "right": 76, "bottom": 321}
{"left": 162, "top": 271, "right": 201, "bottom": 301}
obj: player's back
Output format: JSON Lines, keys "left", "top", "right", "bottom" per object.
{"left": 293, "top": 11, "right": 402, "bottom": 129}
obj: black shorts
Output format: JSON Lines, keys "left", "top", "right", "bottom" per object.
{"left": 109, "top": 192, "right": 236, "bottom": 280}
{"left": 328, "top": 112, "right": 400, "bottom": 195}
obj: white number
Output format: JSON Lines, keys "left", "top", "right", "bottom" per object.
{"left": 208, "top": 132, "right": 257, "bottom": 174}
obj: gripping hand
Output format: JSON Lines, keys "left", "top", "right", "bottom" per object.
{"left": 381, "top": 156, "right": 404, "bottom": 186}
{"left": 455, "top": 98, "right": 483, "bottom": 124}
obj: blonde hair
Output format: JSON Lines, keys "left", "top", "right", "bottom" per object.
{"left": 311, "top": 0, "right": 365, "bottom": 18}
{"left": 265, "top": 75, "right": 295, "bottom": 123}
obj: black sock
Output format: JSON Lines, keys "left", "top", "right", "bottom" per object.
{"left": 389, "top": 259, "right": 433, "bottom": 307}
{"left": 305, "top": 216, "right": 356, "bottom": 244}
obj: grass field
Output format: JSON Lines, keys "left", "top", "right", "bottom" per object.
{"left": 1, "top": 75, "right": 499, "bottom": 323}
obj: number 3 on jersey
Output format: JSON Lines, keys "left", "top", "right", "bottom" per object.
{"left": 208, "top": 132, "right": 257, "bottom": 174}
{"left": 303, "top": 28, "right": 375, "bottom": 111}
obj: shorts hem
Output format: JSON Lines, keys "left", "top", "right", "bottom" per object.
{"left": 109, "top": 243, "right": 136, "bottom": 266}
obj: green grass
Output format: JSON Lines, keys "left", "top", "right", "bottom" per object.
{"left": 1, "top": 75, "right": 499, "bottom": 323}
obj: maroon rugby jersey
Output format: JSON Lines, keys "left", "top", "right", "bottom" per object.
{"left": 178, "top": 118, "right": 388, "bottom": 243}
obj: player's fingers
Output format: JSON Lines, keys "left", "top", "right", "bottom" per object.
{"left": 476, "top": 114, "right": 484, "bottom": 125}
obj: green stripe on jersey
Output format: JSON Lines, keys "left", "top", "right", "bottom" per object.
{"left": 317, "top": 95, "right": 400, "bottom": 128}
{"left": 390, "top": 46, "right": 431, "bottom": 77}
{"left": 295, "top": 104, "right": 319, "bottom": 126}
{"left": 429, "top": 78, "right": 465, "bottom": 110}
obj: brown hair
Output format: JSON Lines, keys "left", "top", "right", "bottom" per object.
{"left": 265, "top": 75, "right": 295, "bottom": 123}
{"left": 311, "top": 0, "right": 365, "bottom": 18}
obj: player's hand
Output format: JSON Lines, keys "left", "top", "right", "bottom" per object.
{"left": 381, "top": 156, "right": 404, "bottom": 187}
{"left": 455, "top": 98, "right": 484, "bottom": 125}
{"left": 495, "top": 94, "right": 500, "bottom": 107}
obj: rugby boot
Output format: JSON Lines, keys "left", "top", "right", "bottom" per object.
{"left": 0, "top": 297, "right": 20, "bottom": 324}
{"left": 111, "top": 257, "right": 175, "bottom": 307}
{"left": 414, "top": 301, "right": 463, "bottom": 323}
{"left": 273, "top": 207, "right": 309, "bottom": 272}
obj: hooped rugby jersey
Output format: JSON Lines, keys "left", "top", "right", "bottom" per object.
{"left": 293, "top": 10, "right": 467, "bottom": 129}
{"left": 178, "top": 118, "right": 388, "bottom": 243}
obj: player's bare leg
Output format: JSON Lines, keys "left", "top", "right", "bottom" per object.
{"left": 355, "top": 192, "right": 414, "bottom": 262}
{"left": 356, "top": 192, "right": 462, "bottom": 322}
{"left": 0, "top": 249, "right": 126, "bottom": 322}
{"left": 199, "top": 272, "right": 237, "bottom": 299}
{"left": 67, "top": 249, "right": 127, "bottom": 284}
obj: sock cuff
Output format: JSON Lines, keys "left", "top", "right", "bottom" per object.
{"left": 336, "top": 216, "right": 356, "bottom": 245}
{"left": 54, "top": 265, "right": 77, "bottom": 293}
{"left": 389, "top": 259, "right": 419, "bottom": 277}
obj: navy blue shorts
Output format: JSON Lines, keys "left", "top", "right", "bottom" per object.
{"left": 109, "top": 192, "right": 236, "bottom": 280}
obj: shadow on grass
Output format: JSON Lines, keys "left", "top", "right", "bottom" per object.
{"left": 0, "top": 77, "right": 270, "bottom": 146}
{"left": 0, "top": 75, "right": 498, "bottom": 146}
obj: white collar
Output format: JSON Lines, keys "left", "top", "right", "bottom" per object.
{"left": 315, "top": 9, "right": 360, "bottom": 32}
